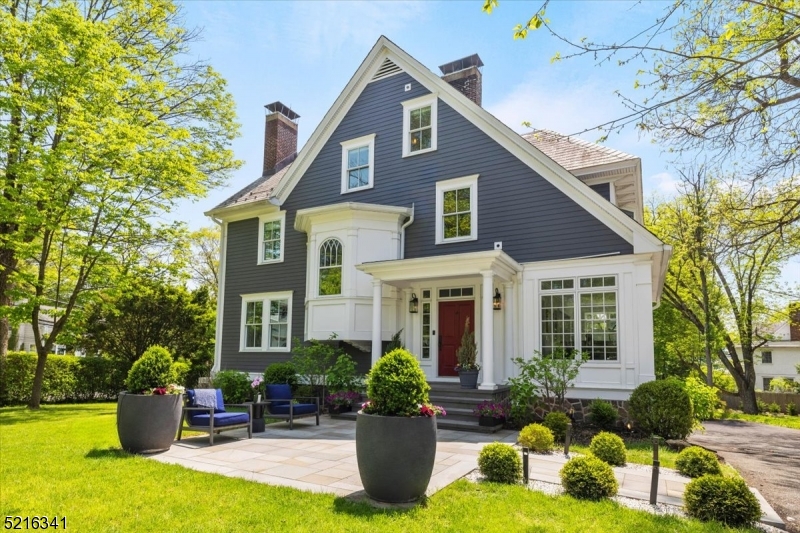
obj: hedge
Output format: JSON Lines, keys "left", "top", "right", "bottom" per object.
{"left": 0, "top": 351, "right": 127, "bottom": 405}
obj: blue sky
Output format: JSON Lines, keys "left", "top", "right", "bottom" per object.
{"left": 174, "top": 0, "right": 798, "bottom": 286}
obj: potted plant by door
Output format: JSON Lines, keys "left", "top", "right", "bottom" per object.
{"left": 473, "top": 400, "right": 510, "bottom": 427}
{"left": 455, "top": 317, "right": 480, "bottom": 389}
{"left": 356, "top": 349, "right": 445, "bottom": 503}
{"left": 117, "top": 346, "right": 185, "bottom": 454}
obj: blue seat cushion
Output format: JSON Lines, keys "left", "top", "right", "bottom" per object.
{"left": 188, "top": 411, "right": 249, "bottom": 427}
{"left": 268, "top": 403, "right": 317, "bottom": 416}
{"left": 187, "top": 389, "right": 226, "bottom": 413}
{"left": 265, "top": 384, "right": 292, "bottom": 407}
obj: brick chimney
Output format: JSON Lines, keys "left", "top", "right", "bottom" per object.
{"left": 790, "top": 304, "right": 800, "bottom": 341}
{"left": 439, "top": 54, "right": 484, "bottom": 106}
{"left": 263, "top": 101, "right": 299, "bottom": 175}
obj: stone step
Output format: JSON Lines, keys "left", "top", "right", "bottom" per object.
{"left": 329, "top": 411, "right": 504, "bottom": 433}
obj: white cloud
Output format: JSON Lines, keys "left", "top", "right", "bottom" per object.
{"left": 647, "top": 171, "right": 681, "bottom": 197}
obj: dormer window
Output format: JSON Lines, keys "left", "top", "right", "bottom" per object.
{"left": 341, "top": 134, "right": 375, "bottom": 193}
{"left": 402, "top": 94, "right": 437, "bottom": 157}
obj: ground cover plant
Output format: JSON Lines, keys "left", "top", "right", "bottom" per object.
{"left": 0, "top": 404, "right": 761, "bottom": 533}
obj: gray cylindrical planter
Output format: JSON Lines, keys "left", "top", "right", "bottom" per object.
{"left": 117, "top": 392, "right": 183, "bottom": 454}
{"left": 356, "top": 412, "right": 437, "bottom": 503}
{"left": 458, "top": 370, "right": 479, "bottom": 389}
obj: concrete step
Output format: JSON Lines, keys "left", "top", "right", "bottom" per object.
{"left": 329, "top": 411, "right": 504, "bottom": 433}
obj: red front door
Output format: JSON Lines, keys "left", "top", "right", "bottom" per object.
{"left": 438, "top": 300, "right": 475, "bottom": 377}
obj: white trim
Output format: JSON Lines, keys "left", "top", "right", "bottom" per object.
{"left": 239, "top": 291, "right": 293, "bottom": 353}
{"left": 340, "top": 134, "right": 376, "bottom": 194}
{"left": 435, "top": 174, "right": 479, "bottom": 244}
{"left": 294, "top": 202, "right": 411, "bottom": 233}
{"left": 357, "top": 249, "right": 521, "bottom": 284}
{"left": 256, "top": 211, "right": 286, "bottom": 265}
{"left": 402, "top": 93, "right": 438, "bottom": 157}
{"left": 211, "top": 220, "right": 228, "bottom": 372}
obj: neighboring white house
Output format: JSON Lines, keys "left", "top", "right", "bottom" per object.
{"left": 755, "top": 309, "right": 800, "bottom": 390}
{"left": 10, "top": 307, "right": 73, "bottom": 355}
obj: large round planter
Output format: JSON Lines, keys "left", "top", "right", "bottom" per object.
{"left": 458, "top": 369, "right": 479, "bottom": 389}
{"left": 356, "top": 412, "right": 437, "bottom": 503}
{"left": 117, "top": 392, "right": 183, "bottom": 454}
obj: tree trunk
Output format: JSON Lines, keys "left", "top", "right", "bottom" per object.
{"left": 733, "top": 373, "right": 758, "bottom": 414}
{"left": 27, "top": 349, "right": 49, "bottom": 409}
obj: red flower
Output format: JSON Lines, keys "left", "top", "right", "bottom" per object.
{"left": 152, "top": 387, "right": 167, "bottom": 395}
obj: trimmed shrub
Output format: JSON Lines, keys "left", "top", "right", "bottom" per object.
{"left": 171, "top": 361, "right": 190, "bottom": 387}
{"left": 126, "top": 346, "right": 175, "bottom": 393}
{"left": 560, "top": 455, "right": 618, "bottom": 500}
{"left": 263, "top": 362, "right": 299, "bottom": 392}
{"left": 685, "top": 377, "right": 719, "bottom": 421}
{"left": 478, "top": 442, "right": 522, "bottom": 484}
{"left": 518, "top": 423, "right": 555, "bottom": 453}
{"left": 73, "top": 356, "right": 127, "bottom": 401}
{"left": 757, "top": 399, "right": 768, "bottom": 413}
{"left": 588, "top": 399, "right": 618, "bottom": 429}
{"left": 213, "top": 370, "right": 252, "bottom": 404}
{"left": 542, "top": 411, "right": 570, "bottom": 442}
{"left": 767, "top": 402, "right": 782, "bottom": 414}
{"left": 629, "top": 378, "right": 694, "bottom": 439}
{"left": 364, "top": 349, "right": 429, "bottom": 416}
{"left": 676, "top": 446, "right": 722, "bottom": 478}
{"left": 684, "top": 475, "right": 761, "bottom": 528}
{"left": 788, "top": 402, "right": 798, "bottom": 416}
{"left": 589, "top": 431, "right": 626, "bottom": 466}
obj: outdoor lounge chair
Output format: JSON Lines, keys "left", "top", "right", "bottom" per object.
{"left": 264, "top": 384, "right": 320, "bottom": 430}
{"left": 177, "top": 388, "right": 252, "bottom": 445}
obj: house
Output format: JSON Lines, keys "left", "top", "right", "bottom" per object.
{"left": 205, "top": 37, "right": 671, "bottom": 404}
{"left": 755, "top": 307, "right": 800, "bottom": 391}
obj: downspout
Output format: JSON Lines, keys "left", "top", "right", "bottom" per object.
{"left": 399, "top": 203, "right": 415, "bottom": 259}
{"left": 210, "top": 215, "right": 226, "bottom": 374}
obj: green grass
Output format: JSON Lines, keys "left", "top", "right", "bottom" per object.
{"left": 718, "top": 410, "right": 800, "bottom": 430}
{"left": 1, "top": 404, "right": 756, "bottom": 533}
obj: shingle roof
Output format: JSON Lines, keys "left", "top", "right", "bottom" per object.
{"left": 211, "top": 164, "right": 292, "bottom": 211}
{"left": 522, "top": 129, "right": 637, "bottom": 172}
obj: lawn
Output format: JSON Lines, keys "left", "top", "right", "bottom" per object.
{"left": 568, "top": 440, "right": 680, "bottom": 469}
{"left": 1, "top": 404, "right": 757, "bottom": 533}
{"left": 718, "top": 410, "right": 800, "bottom": 430}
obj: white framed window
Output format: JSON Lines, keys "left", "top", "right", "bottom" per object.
{"left": 340, "top": 134, "right": 376, "bottom": 194}
{"left": 435, "top": 174, "right": 479, "bottom": 244}
{"left": 761, "top": 351, "right": 773, "bottom": 364}
{"left": 402, "top": 94, "right": 438, "bottom": 157}
{"left": 539, "top": 276, "right": 618, "bottom": 361}
{"left": 257, "top": 212, "right": 286, "bottom": 265}
{"left": 240, "top": 291, "right": 292, "bottom": 352}
{"left": 318, "top": 238, "right": 343, "bottom": 296}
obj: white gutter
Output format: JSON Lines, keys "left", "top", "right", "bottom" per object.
{"left": 399, "top": 203, "right": 415, "bottom": 259}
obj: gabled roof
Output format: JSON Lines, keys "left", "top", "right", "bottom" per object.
{"left": 211, "top": 164, "right": 292, "bottom": 211}
{"left": 522, "top": 130, "right": 637, "bottom": 173}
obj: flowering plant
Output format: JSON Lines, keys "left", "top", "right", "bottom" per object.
{"left": 362, "top": 401, "right": 446, "bottom": 418}
{"left": 473, "top": 400, "right": 509, "bottom": 419}
{"left": 147, "top": 384, "right": 185, "bottom": 396}
{"left": 250, "top": 376, "right": 263, "bottom": 400}
{"left": 326, "top": 391, "right": 361, "bottom": 407}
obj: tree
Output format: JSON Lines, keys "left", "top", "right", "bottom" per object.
{"left": 0, "top": 0, "right": 240, "bottom": 408}
{"left": 186, "top": 226, "right": 220, "bottom": 299}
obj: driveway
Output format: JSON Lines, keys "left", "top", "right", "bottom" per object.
{"left": 688, "top": 420, "right": 800, "bottom": 532}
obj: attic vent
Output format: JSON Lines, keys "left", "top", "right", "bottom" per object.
{"left": 371, "top": 58, "right": 402, "bottom": 82}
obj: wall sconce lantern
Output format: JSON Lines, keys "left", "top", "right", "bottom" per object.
{"left": 493, "top": 288, "right": 502, "bottom": 311}
{"left": 409, "top": 293, "right": 419, "bottom": 314}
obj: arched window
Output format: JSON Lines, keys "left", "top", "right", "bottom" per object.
{"left": 319, "top": 238, "right": 343, "bottom": 296}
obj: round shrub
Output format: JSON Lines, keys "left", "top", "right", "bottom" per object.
{"left": 543, "top": 411, "right": 571, "bottom": 441}
{"left": 171, "top": 361, "right": 190, "bottom": 387}
{"left": 212, "top": 370, "right": 252, "bottom": 404}
{"left": 589, "top": 431, "right": 626, "bottom": 466}
{"left": 685, "top": 377, "right": 719, "bottom": 421}
{"left": 518, "top": 423, "right": 555, "bottom": 452}
{"left": 263, "top": 362, "right": 298, "bottom": 392}
{"left": 365, "top": 349, "right": 430, "bottom": 416}
{"left": 560, "top": 455, "right": 618, "bottom": 500}
{"left": 684, "top": 475, "right": 761, "bottom": 528}
{"left": 629, "top": 378, "right": 694, "bottom": 439}
{"left": 676, "top": 446, "right": 722, "bottom": 478}
{"left": 126, "top": 346, "right": 175, "bottom": 393}
{"left": 588, "top": 399, "right": 618, "bottom": 429}
{"left": 478, "top": 442, "right": 522, "bottom": 484}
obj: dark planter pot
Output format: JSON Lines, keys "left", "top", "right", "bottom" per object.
{"left": 356, "top": 412, "right": 437, "bottom": 503}
{"left": 478, "top": 415, "right": 505, "bottom": 427}
{"left": 117, "top": 392, "right": 183, "bottom": 454}
{"left": 328, "top": 404, "right": 353, "bottom": 415}
{"left": 458, "top": 369, "right": 479, "bottom": 389}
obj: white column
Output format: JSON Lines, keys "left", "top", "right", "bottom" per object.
{"left": 372, "top": 280, "right": 383, "bottom": 367}
{"left": 503, "top": 281, "right": 514, "bottom": 384}
{"left": 480, "top": 270, "right": 496, "bottom": 390}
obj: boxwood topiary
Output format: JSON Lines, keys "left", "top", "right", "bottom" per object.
{"left": 560, "top": 455, "right": 618, "bottom": 500}
{"left": 629, "top": 378, "right": 694, "bottom": 439}
{"left": 126, "top": 346, "right": 175, "bottom": 393}
{"left": 365, "top": 349, "right": 430, "bottom": 416}
{"left": 675, "top": 446, "right": 722, "bottom": 478}
{"left": 478, "top": 442, "right": 522, "bottom": 484}
{"left": 588, "top": 399, "right": 618, "bottom": 429}
{"left": 589, "top": 431, "right": 627, "bottom": 466}
{"left": 684, "top": 475, "right": 761, "bottom": 528}
{"left": 543, "top": 411, "right": 571, "bottom": 442}
{"left": 263, "top": 362, "right": 299, "bottom": 393}
{"left": 518, "top": 423, "right": 555, "bottom": 453}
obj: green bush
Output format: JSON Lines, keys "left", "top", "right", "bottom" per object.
{"left": 518, "top": 423, "right": 554, "bottom": 453}
{"left": 588, "top": 399, "right": 618, "bottom": 429}
{"left": 213, "top": 370, "right": 252, "bottom": 404}
{"left": 126, "top": 346, "right": 175, "bottom": 393}
{"left": 171, "top": 361, "right": 190, "bottom": 386}
{"left": 767, "top": 402, "right": 782, "bottom": 414}
{"left": 542, "top": 411, "right": 570, "bottom": 441}
{"left": 757, "top": 399, "right": 768, "bottom": 413}
{"left": 478, "top": 443, "right": 522, "bottom": 484}
{"left": 73, "top": 356, "right": 128, "bottom": 401}
{"left": 364, "top": 349, "right": 429, "bottom": 416}
{"left": 685, "top": 377, "right": 719, "bottom": 421}
{"left": 263, "top": 362, "right": 299, "bottom": 392}
{"left": 589, "top": 431, "right": 626, "bottom": 466}
{"left": 675, "top": 446, "right": 722, "bottom": 478}
{"left": 560, "top": 455, "right": 618, "bottom": 500}
{"left": 684, "top": 475, "right": 761, "bottom": 527}
{"left": 788, "top": 402, "right": 798, "bottom": 416}
{"left": 326, "top": 354, "right": 362, "bottom": 392}
{"left": 629, "top": 378, "right": 694, "bottom": 439}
